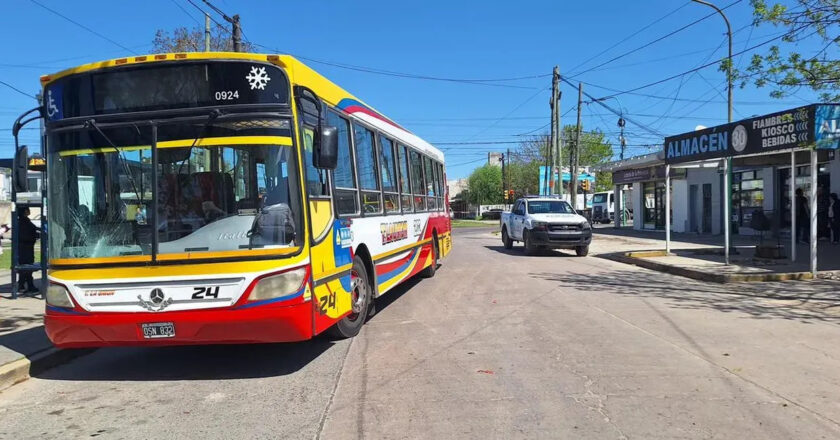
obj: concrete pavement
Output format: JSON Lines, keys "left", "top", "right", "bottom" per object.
{"left": 0, "top": 227, "right": 839, "bottom": 439}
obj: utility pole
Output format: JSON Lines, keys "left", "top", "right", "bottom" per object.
{"left": 506, "top": 148, "right": 511, "bottom": 206}
{"left": 231, "top": 14, "right": 242, "bottom": 52}
{"left": 551, "top": 66, "right": 562, "bottom": 198}
{"left": 692, "top": 0, "right": 733, "bottom": 264}
{"left": 204, "top": 13, "right": 211, "bottom": 51}
{"left": 572, "top": 82, "right": 583, "bottom": 210}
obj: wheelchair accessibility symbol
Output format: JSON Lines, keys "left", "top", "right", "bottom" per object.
{"left": 46, "top": 88, "right": 62, "bottom": 120}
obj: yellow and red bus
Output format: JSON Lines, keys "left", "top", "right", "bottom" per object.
{"left": 27, "top": 52, "right": 451, "bottom": 346}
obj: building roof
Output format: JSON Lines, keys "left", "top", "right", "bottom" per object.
{"left": 591, "top": 152, "right": 664, "bottom": 173}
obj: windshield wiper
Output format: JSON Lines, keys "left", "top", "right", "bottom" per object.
{"left": 178, "top": 109, "right": 223, "bottom": 175}
{"left": 84, "top": 119, "right": 144, "bottom": 209}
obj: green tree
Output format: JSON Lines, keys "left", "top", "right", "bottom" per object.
{"left": 594, "top": 171, "right": 613, "bottom": 192}
{"left": 735, "top": 0, "right": 840, "bottom": 101}
{"left": 152, "top": 25, "right": 255, "bottom": 52}
{"left": 466, "top": 164, "right": 503, "bottom": 205}
{"left": 507, "top": 160, "right": 541, "bottom": 197}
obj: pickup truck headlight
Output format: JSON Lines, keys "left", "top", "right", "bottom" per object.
{"left": 581, "top": 222, "right": 591, "bottom": 230}
{"left": 532, "top": 221, "right": 548, "bottom": 231}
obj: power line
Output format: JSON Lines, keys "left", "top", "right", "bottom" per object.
{"left": 29, "top": 0, "right": 138, "bottom": 54}
{"left": 249, "top": 42, "right": 547, "bottom": 89}
{"left": 567, "top": 1, "right": 691, "bottom": 74}
{"left": 570, "top": 0, "right": 743, "bottom": 77}
{"left": 186, "top": 0, "right": 231, "bottom": 32}
{"left": 0, "top": 80, "right": 37, "bottom": 100}
{"left": 592, "top": 25, "right": 810, "bottom": 101}
{"left": 169, "top": 0, "right": 201, "bottom": 26}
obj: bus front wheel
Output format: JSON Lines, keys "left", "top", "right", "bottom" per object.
{"left": 328, "top": 256, "right": 371, "bottom": 339}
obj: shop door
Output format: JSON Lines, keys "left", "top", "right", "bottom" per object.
{"left": 702, "top": 184, "right": 712, "bottom": 233}
{"left": 689, "top": 184, "right": 698, "bottom": 233}
{"left": 654, "top": 183, "right": 666, "bottom": 229}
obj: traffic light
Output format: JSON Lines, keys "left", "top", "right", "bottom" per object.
{"left": 581, "top": 180, "right": 590, "bottom": 191}
{"left": 508, "top": 189, "right": 515, "bottom": 199}
{"left": 503, "top": 189, "right": 509, "bottom": 201}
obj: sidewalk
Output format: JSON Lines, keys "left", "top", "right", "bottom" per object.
{"left": 0, "top": 271, "right": 90, "bottom": 392}
{"left": 591, "top": 226, "right": 840, "bottom": 283}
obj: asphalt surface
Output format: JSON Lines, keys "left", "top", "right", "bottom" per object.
{"left": 1, "top": 226, "right": 840, "bottom": 439}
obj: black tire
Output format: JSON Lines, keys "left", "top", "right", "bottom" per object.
{"left": 327, "top": 256, "right": 371, "bottom": 339}
{"left": 420, "top": 236, "right": 438, "bottom": 278}
{"left": 502, "top": 227, "right": 513, "bottom": 249}
{"left": 523, "top": 230, "right": 536, "bottom": 255}
{"left": 575, "top": 245, "right": 589, "bottom": 257}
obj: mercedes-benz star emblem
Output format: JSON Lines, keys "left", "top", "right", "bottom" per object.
{"left": 138, "top": 289, "right": 173, "bottom": 312}
{"left": 150, "top": 288, "right": 165, "bottom": 304}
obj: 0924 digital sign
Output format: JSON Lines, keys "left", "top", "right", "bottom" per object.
{"left": 45, "top": 61, "right": 289, "bottom": 121}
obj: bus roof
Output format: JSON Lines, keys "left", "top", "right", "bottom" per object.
{"left": 40, "top": 52, "right": 444, "bottom": 162}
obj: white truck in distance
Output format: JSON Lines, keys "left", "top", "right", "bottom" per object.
{"left": 500, "top": 197, "right": 592, "bottom": 256}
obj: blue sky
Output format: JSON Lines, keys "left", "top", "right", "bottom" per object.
{"left": 0, "top": 0, "right": 824, "bottom": 178}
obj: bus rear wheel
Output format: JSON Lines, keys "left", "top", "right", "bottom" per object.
{"left": 420, "top": 236, "right": 439, "bottom": 278}
{"left": 328, "top": 256, "right": 371, "bottom": 339}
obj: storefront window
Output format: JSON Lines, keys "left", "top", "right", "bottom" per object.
{"left": 732, "top": 170, "right": 764, "bottom": 227}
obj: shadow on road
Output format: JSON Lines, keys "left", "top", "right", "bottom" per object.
{"left": 35, "top": 338, "right": 339, "bottom": 382}
{"left": 530, "top": 269, "right": 840, "bottom": 324}
{"left": 484, "top": 245, "right": 578, "bottom": 258}
{"left": 33, "top": 274, "right": 434, "bottom": 383}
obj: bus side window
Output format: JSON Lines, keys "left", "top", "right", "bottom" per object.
{"left": 410, "top": 150, "right": 425, "bottom": 211}
{"left": 398, "top": 145, "right": 412, "bottom": 213}
{"left": 440, "top": 162, "right": 446, "bottom": 211}
{"left": 423, "top": 156, "right": 436, "bottom": 211}
{"left": 303, "top": 126, "right": 329, "bottom": 197}
{"left": 353, "top": 122, "right": 381, "bottom": 215}
{"left": 327, "top": 110, "right": 358, "bottom": 216}
{"left": 378, "top": 135, "right": 399, "bottom": 214}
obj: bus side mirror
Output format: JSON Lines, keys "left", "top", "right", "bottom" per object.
{"left": 315, "top": 126, "right": 338, "bottom": 170}
{"left": 14, "top": 145, "right": 29, "bottom": 193}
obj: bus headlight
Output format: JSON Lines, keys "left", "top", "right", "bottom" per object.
{"left": 46, "top": 284, "right": 74, "bottom": 308}
{"left": 249, "top": 268, "right": 307, "bottom": 301}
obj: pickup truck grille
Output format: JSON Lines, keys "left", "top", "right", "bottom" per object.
{"left": 548, "top": 223, "right": 580, "bottom": 232}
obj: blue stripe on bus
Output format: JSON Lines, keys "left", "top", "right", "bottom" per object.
{"left": 376, "top": 248, "right": 418, "bottom": 285}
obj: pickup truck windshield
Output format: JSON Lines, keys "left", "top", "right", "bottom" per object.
{"left": 527, "top": 200, "right": 573, "bottom": 214}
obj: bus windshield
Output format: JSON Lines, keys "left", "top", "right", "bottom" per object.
{"left": 593, "top": 193, "right": 607, "bottom": 203}
{"left": 527, "top": 200, "right": 574, "bottom": 214}
{"left": 46, "top": 118, "right": 303, "bottom": 260}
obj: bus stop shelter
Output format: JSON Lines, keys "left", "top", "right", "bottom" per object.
{"left": 662, "top": 104, "right": 840, "bottom": 276}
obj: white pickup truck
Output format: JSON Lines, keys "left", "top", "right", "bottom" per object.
{"left": 500, "top": 197, "right": 592, "bottom": 256}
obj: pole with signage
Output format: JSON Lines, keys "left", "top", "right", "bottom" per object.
{"left": 790, "top": 151, "right": 796, "bottom": 262}
{"left": 666, "top": 164, "right": 671, "bottom": 254}
{"left": 810, "top": 149, "right": 818, "bottom": 276}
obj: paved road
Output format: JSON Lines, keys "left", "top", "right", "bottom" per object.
{"left": 2, "top": 227, "right": 840, "bottom": 439}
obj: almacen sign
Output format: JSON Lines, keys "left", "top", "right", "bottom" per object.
{"left": 664, "top": 104, "right": 840, "bottom": 164}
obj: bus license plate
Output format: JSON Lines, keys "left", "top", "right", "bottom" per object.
{"left": 141, "top": 322, "right": 175, "bottom": 339}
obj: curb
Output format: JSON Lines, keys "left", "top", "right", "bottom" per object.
{"left": 0, "top": 347, "right": 95, "bottom": 393}
{"left": 599, "top": 252, "right": 815, "bottom": 283}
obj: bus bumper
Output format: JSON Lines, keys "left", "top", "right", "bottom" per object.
{"left": 45, "top": 302, "right": 313, "bottom": 348}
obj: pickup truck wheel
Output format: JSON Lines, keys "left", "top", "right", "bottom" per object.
{"left": 502, "top": 227, "right": 513, "bottom": 249}
{"left": 523, "top": 230, "right": 536, "bottom": 255}
{"left": 575, "top": 245, "right": 589, "bottom": 257}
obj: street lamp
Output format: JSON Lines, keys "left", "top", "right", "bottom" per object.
{"left": 692, "top": 0, "right": 733, "bottom": 264}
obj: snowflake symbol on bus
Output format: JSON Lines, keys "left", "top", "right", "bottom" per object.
{"left": 245, "top": 66, "right": 271, "bottom": 90}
